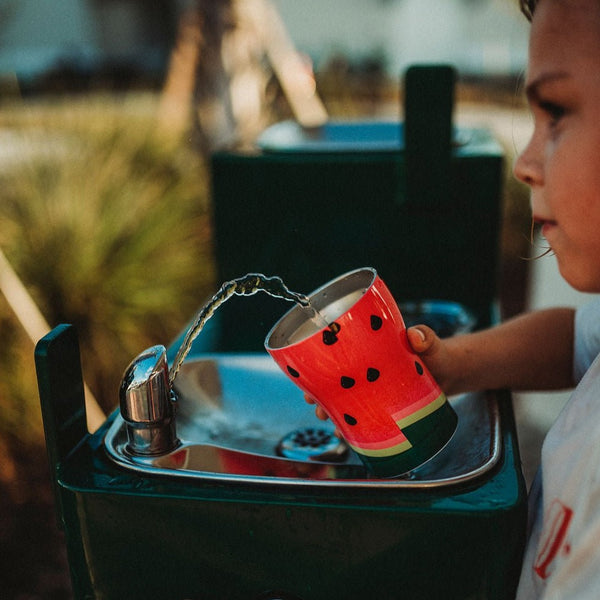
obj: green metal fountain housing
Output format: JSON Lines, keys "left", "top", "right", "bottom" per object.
{"left": 206, "top": 65, "right": 504, "bottom": 352}
{"left": 36, "top": 66, "right": 526, "bottom": 599}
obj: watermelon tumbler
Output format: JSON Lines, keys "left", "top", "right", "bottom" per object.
{"left": 265, "top": 267, "right": 457, "bottom": 478}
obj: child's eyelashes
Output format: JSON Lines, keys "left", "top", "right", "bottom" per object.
{"left": 538, "top": 100, "right": 567, "bottom": 124}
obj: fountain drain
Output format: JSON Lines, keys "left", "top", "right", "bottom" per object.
{"left": 276, "top": 427, "right": 349, "bottom": 462}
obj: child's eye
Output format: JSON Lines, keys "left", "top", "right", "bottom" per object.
{"left": 539, "top": 101, "right": 566, "bottom": 124}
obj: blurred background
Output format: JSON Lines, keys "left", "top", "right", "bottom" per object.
{"left": 0, "top": 1, "right": 592, "bottom": 598}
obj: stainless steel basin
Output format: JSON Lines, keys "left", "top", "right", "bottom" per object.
{"left": 105, "top": 353, "right": 500, "bottom": 488}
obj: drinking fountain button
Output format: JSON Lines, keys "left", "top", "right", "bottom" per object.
{"left": 119, "top": 345, "right": 179, "bottom": 455}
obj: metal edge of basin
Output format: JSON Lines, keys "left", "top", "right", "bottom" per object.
{"left": 104, "top": 391, "right": 501, "bottom": 491}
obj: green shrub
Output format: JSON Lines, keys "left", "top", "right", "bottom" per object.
{"left": 0, "top": 95, "right": 215, "bottom": 429}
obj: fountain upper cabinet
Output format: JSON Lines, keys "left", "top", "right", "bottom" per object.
{"left": 207, "top": 65, "right": 503, "bottom": 351}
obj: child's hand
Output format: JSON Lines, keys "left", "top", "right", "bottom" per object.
{"left": 408, "top": 309, "right": 579, "bottom": 395}
{"left": 406, "top": 325, "right": 453, "bottom": 393}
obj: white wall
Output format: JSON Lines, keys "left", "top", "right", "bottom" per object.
{"left": 0, "top": 0, "right": 531, "bottom": 84}
{"left": 0, "top": 0, "right": 99, "bottom": 80}
{"left": 273, "top": 0, "right": 530, "bottom": 77}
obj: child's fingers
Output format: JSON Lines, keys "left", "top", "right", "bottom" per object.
{"left": 304, "top": 394, "right": 330, "bottom": 421}
{"left": 406, "top": 325, "right": 437, "bottom": 354}
{"left": 314, "top": 405, "right": 329, "bottom": 421}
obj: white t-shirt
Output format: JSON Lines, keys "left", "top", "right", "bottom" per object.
{"left": 517, "top": 298, "right": 600, "bottom": 599}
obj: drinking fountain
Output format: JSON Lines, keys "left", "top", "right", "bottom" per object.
{"left": 35, "top": 65, "right": 527, "bottom": 599}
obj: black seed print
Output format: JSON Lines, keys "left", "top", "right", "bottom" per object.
{"left": 415, "top": 361, "right": 424, "bottom": 375}
{"left": 287, "top": 365, "right": 300, "bottom": 378}
{"left": 344, "top": 413, "right": 358, "bottom": 426}
{"left": 367, "top": 367, "right": 380, "bottom": 382}
{"left": 341, "top": 376, "right": 355, "bottom": 389}
{"left": 370, "top": 315, "right": 383, "bottom": 330}
{"left": 322, "top": 329, "right": 338, "bottom": 345}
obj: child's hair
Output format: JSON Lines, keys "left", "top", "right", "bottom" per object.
{"left": 520, "top": 0, "right": 537, "bottom": 20}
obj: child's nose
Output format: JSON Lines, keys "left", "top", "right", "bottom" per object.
{"left": 513, "top": 136, "right": 543, "bottom": 187}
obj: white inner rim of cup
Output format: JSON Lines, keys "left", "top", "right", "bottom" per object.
{"left": 265, "top": 267, "right": 377, "bottom": 350}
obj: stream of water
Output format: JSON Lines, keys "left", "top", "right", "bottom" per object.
{"left": 168, "top": 273, "right": 328, "bottom": 385}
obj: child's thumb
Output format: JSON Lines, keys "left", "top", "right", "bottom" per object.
{"left": 406, "top": 325, "right": 438, "bottom": 355}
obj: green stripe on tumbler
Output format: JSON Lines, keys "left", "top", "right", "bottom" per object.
{"left": 360, "top": 400, "right": 458, "bottom": 478}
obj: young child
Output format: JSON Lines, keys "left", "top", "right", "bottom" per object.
{"left": 303, "top": 0, "right": 600, "bottom": 597}
{"left": 408, "top": 0, "right": 600, "bottom": 597}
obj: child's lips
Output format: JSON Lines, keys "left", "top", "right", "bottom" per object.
{"left": 534, "top": 217, "right": 558, "bottom": 237}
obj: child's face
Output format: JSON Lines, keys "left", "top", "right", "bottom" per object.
{"left": 514, "top": 0, "right": 600, "bottom": 292}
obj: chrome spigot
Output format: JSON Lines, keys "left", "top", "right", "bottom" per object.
{"left": 119, "top": 345, "right": 179, "bottom": 456}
